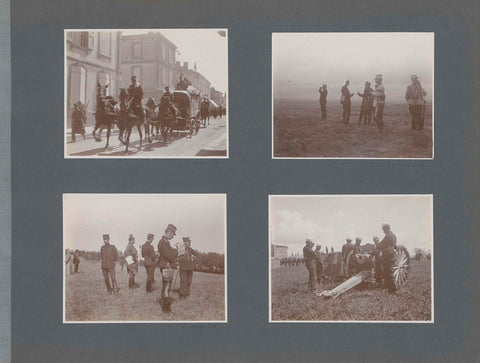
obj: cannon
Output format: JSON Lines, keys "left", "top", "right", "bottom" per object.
{"left": 317, "top": 244, "right": 410, "bottom": 298}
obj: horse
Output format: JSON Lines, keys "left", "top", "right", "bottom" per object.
{"left": 157, "top": 94, "right": 176, "bottom": 142}
{"left": 116, "top": 89, "right": 144, "bottom": 155}
{"left": 92, "top": 83, "right": 118, "bottom": 150}
{"left": 144, "top": 97, "right": 159, "bottom": 141}
{"left": 200, "top": 101, "right": 210, "bottom": 127}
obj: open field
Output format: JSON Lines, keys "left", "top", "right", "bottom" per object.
{"left": 65, "top": 260, "right": 225, "bottom": 322}
{"left": 271, "top": 259, "right": 432, "bottom": 321}
{"left": 273, "top": 99, "right": 433, "bottom": 158}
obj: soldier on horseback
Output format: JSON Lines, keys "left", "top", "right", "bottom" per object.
{"left": 127, "top": 76, "right": 144, "bottom": 122}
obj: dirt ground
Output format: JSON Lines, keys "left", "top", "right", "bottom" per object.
{"left": 65, "top": 260, "right": 225, "bottom": 322}
{"left": 273, "top": 99, "right": 433, "bottom": 158}
{"left": 270, "top": 259, "right": 432, "bottom": 321}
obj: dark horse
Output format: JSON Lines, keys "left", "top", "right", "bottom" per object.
{"left": 92, "top": 83, "right": 117, "bottom": 150}
{"left": 200, "top": 101, "right": 210, "bottom": 127}
{"left": 117, "top": 89, "right": 144, "bottom": 154}
{"left": 157, "top": 94, "right": 176, "bottom": 142}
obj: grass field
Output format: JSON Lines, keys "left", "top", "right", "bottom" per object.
{"left": 271, "top": 259, "right": 432, "bottom": 321}
{"left": 65, "top": 260, "right": 226, "bottom": 322}
{"left": 273, "top": 99, "right": 433, "bottom": 158}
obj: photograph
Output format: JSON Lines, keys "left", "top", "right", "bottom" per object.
{"left": 269, "top": 195, "right": 433, "bottom": 322}
{"left": 63, "top": 194, "right": 227, "bottom": 323}
{"left": 272, "top": 32, "right": 434, "bottom": 159}
{"left": 65, "top": 29, "right": 228, "bottom": 158}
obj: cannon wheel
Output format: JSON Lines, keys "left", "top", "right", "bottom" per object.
{"left": 344, "top": 250, "right": 356, "bottom": 279}
{"left": 393, "top": 245, "right": 410, "bottom": 290}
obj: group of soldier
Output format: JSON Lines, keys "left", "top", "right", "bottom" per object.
{"left": 319, "top": 74, "right": 427, "bottom": 130}
{"left": 98, "top": 223, "right": 197, "bottom": 308}
{"left": 303, "top": 223, "right": 399, "bottom": 293}
{"left": 64, "top": 249, "right": 80, "bottom": 274}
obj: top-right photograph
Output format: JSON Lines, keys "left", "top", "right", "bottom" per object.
{"left": 272, "top": 32, "right": 434, "bottom": 159}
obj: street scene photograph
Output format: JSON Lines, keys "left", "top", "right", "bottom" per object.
{"left": 272, "top": 33, "right": 434, "bottom": 158}
{"left": 269, "top": 195, "right": 433, "bottom": 322}
{"left": 63, "top": 194, "right": 226, "bottom": 323}
{"left": 65, "top": 29, "right": 228, "bottom": 158}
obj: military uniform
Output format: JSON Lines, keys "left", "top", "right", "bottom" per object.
{"left": 303, "top": 242, "right": 316, "bottom": 292}
{"left": 314, "top": 246, "right": 324, "bottom": 282}
{"left": 142, "top": 234, "right": 156, "bottom": 292}
{"left": 341, "top": 84, "right": 353, "bottom": 124}
{"left": 373, "top": 76, "right": 385, "bottom": 129}
{"left": 375, "top": 229, "right": 397, "bottom": 292}
{"left": 357, "top": 84, "right": 374, "bottom": 124}
{"left": 405, "top": 77, "right": 427, "bottom": 130}
{"left": 319, "top": 86, "right": 328, "bottom": 120}
{"left": 100, "top": 238, "right": 118, "bottom": 293}
{"left": 124, "top": 240, "right": 139, "bottom": 289}
{"left": 178, "top": 238, "right": 197, "bottom": 298}
{"left": 127, "top": 79, "right": 144, "bottom": 121}
{"left": 157, "top": 229, "right": 178, "bottom": 300}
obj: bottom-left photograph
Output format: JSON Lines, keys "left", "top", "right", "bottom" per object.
{"left": 63, "top": 193, "right": 227, "bottom": 323}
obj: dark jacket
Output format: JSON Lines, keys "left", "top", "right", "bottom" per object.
{"left": 179, "top": 246, "right": 197, "bottom": 270}
{"left": 127, "top": 83, "right": 144, "bottom": 102}
{"left": 100, "top": 244, "right": 118, "bottom": 269}
{"left": 341, "top": 85, "right": 353, "bottom": 104}
{"left": 378, "top": 231, "right": 397, "bottom": 252}
{"left": 319, "top": 88, "right": 328, "bottom": 104}
{"left": 157, "top": 236, "right": 178, "bottom": 268}
{"left": 124, "top": 244, "right": 138, "bottom": 265}
{"left": 303, "top": 245, "right": 315, "bottom": 262}
{"left": 141, "top": 243, "right": 156, "bottom": 266}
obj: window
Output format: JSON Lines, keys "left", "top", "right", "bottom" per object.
{"left": 162, "top": 67, "right": 166, "bottom": 86}
{"left": 98, "top": 32, "right": 111, "bottom": 56}
{"left": 169, "top": 49, "right": 174, "bottom": 64}
{"left": 132, "top": 66, "right": 142, "bottom": 83}
{"left": 79, "top": 67, "right": 86, "bottom": 103}
{"left": 133, "top": 42, "right": 141, "bottom": 58}
{"left": 162, "top": 44, "right": 166, "bottom": 60}
{"left": 68, "top": 31, "right": 93, "bottom": 49}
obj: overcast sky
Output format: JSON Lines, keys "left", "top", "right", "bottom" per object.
{"left": 64, "top": 194, "right": 226, "bottom": 254}
{"left": 270, "top": 195, "right": 433, "bottom": 256}
{"left": 121, "top": 29, "right": 228, "bottom": 93}
{"left": 273, "top": 33, "right": 434, "bottom": 103}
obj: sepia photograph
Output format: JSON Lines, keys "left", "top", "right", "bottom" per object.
{"left": 65, "top": 29, "right": 228, "bottom": 158}
{"left": 63, "top": 194, "right": 227, "bottom": 323}
{"left": 272, "top": 32, "right": 434, "bottom": 159}
{"left": 269, "top": 195, "right": 433, "bottom": 322}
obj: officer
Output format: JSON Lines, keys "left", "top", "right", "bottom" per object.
{"left": 178, "top": 237, "right": 197, "bottom": 299}
{"left": 157, "top": 224, "right": 179, "bottom": 301}
{"left": 318, "top": 84, "right": 328, "bottom": 120}
{"left": 127, "top": 76, "right": 144, "bottom": 121}
{"left": 100, "top": 234, "right": 119, "bottom": 295}
{"left": 354, "top": 237, "right": 363, "bottom": 254}
{"left": 375, "top": 223, "right": 398, "bottom": 293}
{"left": 341, "top": 237, "right": 354, "bottom": 262}
{"left": 142, "top": 233, "right": 156, "bottom": 292}
{"left": 303, "top": 238, "right": 316, "bottom": 292}
{"left": 124, "top": 234, "right": 139, "bottom": 289}
{"left": 314, "top": 244, "right": 324, "bottom": 282}
{"left": 341, "top": 80, "right": 354, "bottom": 125}
{"left": 405, "top": 75, "right": 427, "bottom": 130}
{"left": 372, "top": 74, "right": 385, "bottom": 129}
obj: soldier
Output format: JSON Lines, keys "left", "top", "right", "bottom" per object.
{"left": 357, "top": 81, "right": 374, "bottom": 124}
{"left": 303, "top": 238, "right": 316, "bottom": 292}
{"left": 163, "top": 86, "right": 172, "bottom": 101}
{"left": 100, "top": 234, "right": 119, "bottom": 295}
{"left": 374, "top": 223, "right": 398, "bottom": 293}
{"left": 127, "top": 76, "right": 144, "bottom": 122}
{"left": 124, "top": 234, "right": 139, "bottom": 289}
{"left": 157, "top": 224, "right": 179, "bottom": 302}
{"left": 354, "top": 237, "right": 363, "bottom": 254}
{"left": 175, "top": 74, "right": 191, "bottom": 91}
{"left": 372, "top": 74, "right": 385, "bottom": 129}
{"left": 73, "top": 250, "right": 80, "bottom": 273}
{"left": 405, "top": 75, "right": 427, "bottom": 130}
{"left": 142, "top": 233, "right": 156, "bottom": 293}
{"left": 178, "top": 237, "right": 197, "bottom": 299}
{"left": 341, "top": 237, "right": 354, "bottom": 263}
{"left": 341, "top": 80, "right": 354, "bottom": 125}
{"left": 319, "top": 84, "right": 328, "bottom": 120}
{"left": 314, "top": 244, "right": 324, "bottom": 282}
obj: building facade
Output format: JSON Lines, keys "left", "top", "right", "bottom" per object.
{"left": 210, "top": 87, "right": 226, "bottom": 107}
{"left": 120, "top": 32, "right": 177, "bottom": 101}
{"left": 271, "top": 245, "right": 288, "bottom": 260}
{"left": 66, "top": 30, "right": 121, "bottom": 127}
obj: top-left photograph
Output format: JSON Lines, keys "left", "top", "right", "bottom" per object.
{"left": 65, "top": 29, "right": 228, "bottom": 158}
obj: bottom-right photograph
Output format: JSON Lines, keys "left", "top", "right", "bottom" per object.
{"left": 269, "top": 194, "right": 433, "bottom": 323}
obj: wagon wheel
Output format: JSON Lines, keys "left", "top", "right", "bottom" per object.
{"left": 344, "top": 250, "right": 356, "bottom": 279}
{"left": 186, "top": 119, "right": 193, "bottom": 137}
{"left": 393, "top": 245, "right": 410, "bottom": 290}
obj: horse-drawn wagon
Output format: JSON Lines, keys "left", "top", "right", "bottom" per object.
{"left": 171, "top": 87, "right": 201, "bottom": 136}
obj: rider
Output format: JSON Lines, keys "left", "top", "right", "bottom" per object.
{"left": 127, "top": 76, "right": 144, "bottom": 122}
{"left": 175, "top": 74, "right": 191, "bottom": 91}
